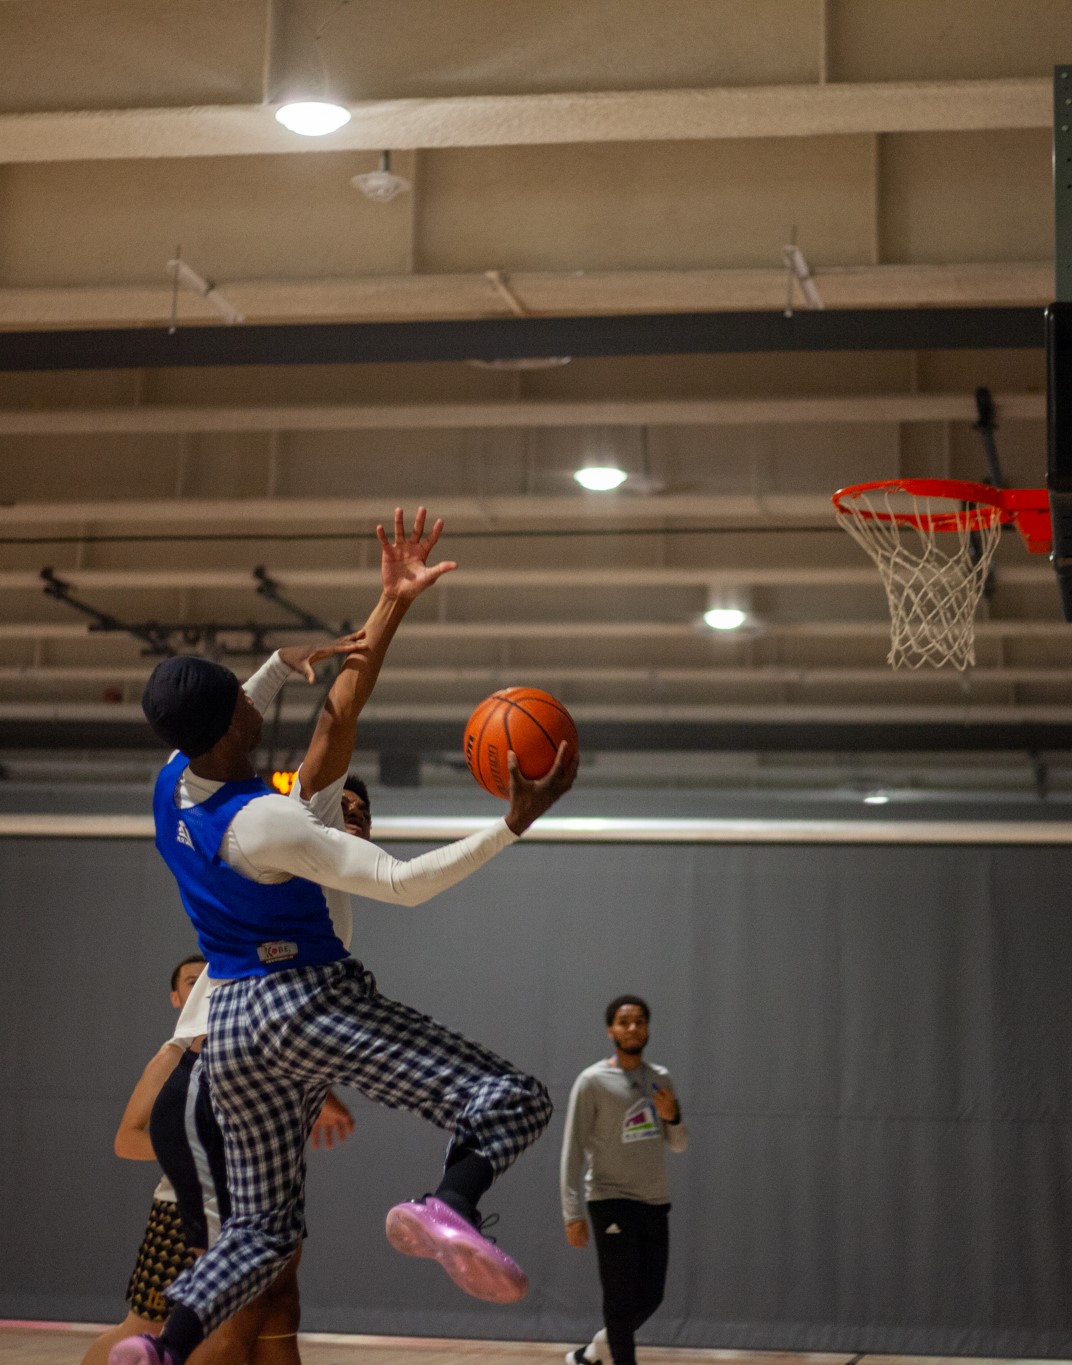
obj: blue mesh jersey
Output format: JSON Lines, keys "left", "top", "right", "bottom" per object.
{"left": 152, "top": 751, "right": 348, "bottom": 979}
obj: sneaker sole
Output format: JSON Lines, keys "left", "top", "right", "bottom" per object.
{"left": 385, "top": 1203, "right": 528, "bottom": 1303}
{"left": 108, "top": 1341, "right": 170, "bottom": 1365}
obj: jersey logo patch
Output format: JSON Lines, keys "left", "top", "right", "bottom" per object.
{"left": 257, "top": 940, "right": 299, "bottom": 965}
{"left": 176, "top": 820, "right": 194, "bottom": 849}
{"left": 622, "top": 1095, "right": 660, "bottom": 1143}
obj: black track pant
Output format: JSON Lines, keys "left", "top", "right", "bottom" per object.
{"left": 588, "top": 1199, "right": 670, "bottom": 1365}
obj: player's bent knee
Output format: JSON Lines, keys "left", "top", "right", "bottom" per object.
{"left": 526, "top": 1077, "right": 554, "bottom": 1130}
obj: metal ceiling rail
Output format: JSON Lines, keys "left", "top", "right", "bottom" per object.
{"left": 0, "top": 392, "right": 1047, "bottom": 434}
{"left": 10, "top": 700, "right": 1072, "bottom": 724}
{"left": 0, "top": 490, "right": 1045, "bottom": 527}
{"left": 0, "top": 263, "right": 1050, "bottom": 328}
{"left": 0, "top": 495, "right": 852, "bottom": 526}
{"left": 6, "top": 663, "right": 1072, "bottom": 687}
{"left": 0, "top": 308, "right": 1044, "bottom": 373}
{"left": 0, "top": 565, "right": 1054, "bottom": 591}
{"left": 0, "top": 618, "right": 1066, "bottom": 642}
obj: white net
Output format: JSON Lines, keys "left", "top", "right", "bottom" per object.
{"left": 835, "top": 487, "right": 1003, "bottom": 670}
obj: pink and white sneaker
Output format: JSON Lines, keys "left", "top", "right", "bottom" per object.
{"left": 385, "top": 1196, "right": 529, "bottom": 1303}
{"left": 109, "top": 1336, "right": 178, "bottom": 1365}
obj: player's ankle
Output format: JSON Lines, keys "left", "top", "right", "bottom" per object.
{"left": 159, "top": 1305, "right": 205, "bottom": 1364}
{"left": 432, "top": 1188, "right": 480, "bottom": 1227}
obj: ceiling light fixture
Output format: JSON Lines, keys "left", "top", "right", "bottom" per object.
{"left": 351, "top": 150, "right": 412, "bottom": 202}
{"left": 703, "top": 607, "right": 747, "bottom": 631}
{"left": 271, "top": 0, "right": 352, "bottom": 137}
{"left": 863, "top": 791, "right": 890, "bottom": 805}
{"left": 574, "top": 467, "right": 628, "bottom": 492}
{"left": 275, "top": 99, "right": 351, "bottom": 136}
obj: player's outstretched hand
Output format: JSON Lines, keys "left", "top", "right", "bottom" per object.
{"left": 309, "top": 1090, "right": 355, "bottom": 1151}
{"left": 377, "top": 505, "right": 458, "bottom": 603}
{"left": 504, "top": 741, "right": 578, "bottom": 836}
{"left": 278, "top": 631, "right": 368, "bottom": 683}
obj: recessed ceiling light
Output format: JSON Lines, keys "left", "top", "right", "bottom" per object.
{"left": 703, "top": 607, "right": 747, "bottom": 631}
{"left": 276, "top": 101, "right": 351, "bottom": 136}
{"left": 574, "top": 467, "right": 628, "bottom": 492}
{"left": 863, "top": 791, "right": 890, "bottom": 805}
{"left": 468, "top": 356, "right": 571, "bottom": 371}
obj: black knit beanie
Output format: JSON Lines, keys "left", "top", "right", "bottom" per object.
{"left": 141, "top": 655, "right": 242, "bottom": 758}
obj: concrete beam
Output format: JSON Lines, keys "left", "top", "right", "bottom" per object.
{"left": 0, "top": 80, "right": 1049, "bottom": 164}
{"left": 0, "top": 263, "right": 1052, "bottom": 328}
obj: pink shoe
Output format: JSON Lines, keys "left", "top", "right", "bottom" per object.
{"left": 109, "top": 1336, "right": 177, "bottom": 1365}
{"left": 385, "top": 1196, "right": 528, "bottom": 1303}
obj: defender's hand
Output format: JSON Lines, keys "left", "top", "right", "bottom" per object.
{"left": 377, "top": 506, "right": 458, "bottom": 603}
{"left": 279, "top": 631, "right": 367, "bottom": 683}
{"left": 309, "top": 1091, "right": 355, "bottom": 1151}
{"left": 504, "top": 741, "right": 578, "bottom": 836}
{"left": 565, "top": 1219, "right": 589, "bottom": 1249}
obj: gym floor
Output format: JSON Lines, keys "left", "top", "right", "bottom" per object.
{"left": 0, "top": 1326, "right": 1051, "bottom": 1365}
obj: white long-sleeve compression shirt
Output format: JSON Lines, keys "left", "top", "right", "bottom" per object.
{"left": 169, "top": 651, "right": 517, "bottom": 1042}
{"left": 171, "top": 650, "right": 517, "bottom": 902}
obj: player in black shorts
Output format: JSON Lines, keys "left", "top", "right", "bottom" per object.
{"left": 80, "top": 957, "right": 207, "bottom": 1365}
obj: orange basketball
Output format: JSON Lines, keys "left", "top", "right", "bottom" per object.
{"left": 464, "top": 687, "right": 579, "bottom": 799}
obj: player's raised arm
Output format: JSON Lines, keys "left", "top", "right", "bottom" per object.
{"left": 299, "top": 507, "right": 457, "bottom": 799}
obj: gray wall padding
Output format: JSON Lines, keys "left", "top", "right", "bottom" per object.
{"left": 4, "top": 835, "right": 1072, "bottom": 1354}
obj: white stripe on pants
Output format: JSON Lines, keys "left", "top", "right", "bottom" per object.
{"left": 166, "top": 958, "right": 552, "bottom": 1332}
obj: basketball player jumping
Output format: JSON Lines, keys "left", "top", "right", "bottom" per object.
{"left": 112, "top": 508, "right": 577, "bottom": 1365}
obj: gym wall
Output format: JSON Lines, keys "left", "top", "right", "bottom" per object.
{"left": 3, "top": 830, "right": 1072, "bottom": 1355}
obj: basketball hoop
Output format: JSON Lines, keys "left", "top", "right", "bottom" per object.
{"left": 831, "top": 478, "right": 1050, "bottom": 671}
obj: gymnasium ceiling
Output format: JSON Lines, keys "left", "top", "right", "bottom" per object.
{"left": 1, "top": 0, "right": 1071, "bottom": 797}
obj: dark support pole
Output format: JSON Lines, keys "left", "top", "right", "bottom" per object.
{"left": 253, "top": 565, "right": 336, "bottom": 634}
{"left": 1056, "top": 66, "right": 1072, "bottom": 306}
{"left": 1047, "top": 67, "right": 1072, "bottom": 620}
{"left": 40, "top": 568, "right": 173, "bottom": 655}
{"left": 970, "top": 386, "right": 1003, "bottom": 600}
{"left": 972, "top": 387, "right": 1005, "bottom": 488}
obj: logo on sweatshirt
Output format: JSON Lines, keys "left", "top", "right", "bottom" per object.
{"left": 176, "top": 820, "right": 194, "bottom": 849}
{"left": 622, "top": 1096, "right": 659, "bottom": 1143}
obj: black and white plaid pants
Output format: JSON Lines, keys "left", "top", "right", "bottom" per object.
{"left": 166, "top": 957, "right": 552, "bottom": 1333}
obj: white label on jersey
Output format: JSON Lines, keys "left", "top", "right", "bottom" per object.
{"left": 622, "top": 1095, "right": 660, "bottom": 1143}
{"left": 176, "top": 820, "right": 194, "bottom": 849}
{"left": 257, "top": 940, "right": 299, "bottom": 964}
